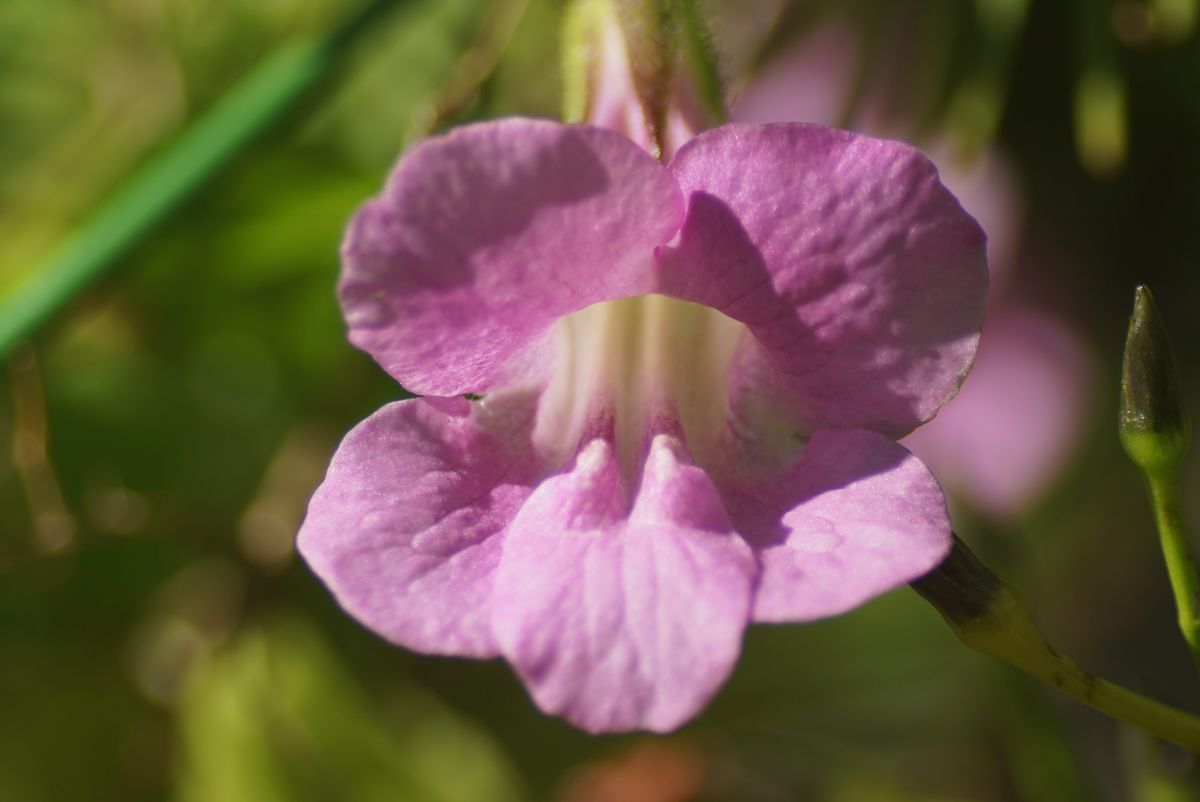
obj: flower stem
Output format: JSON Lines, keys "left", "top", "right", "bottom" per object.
{"left": 0, "top": 0, "right": 404, "bottom": 361}
{"left": 913, "top": 536, "right": 1200, "bottom": 752}
{"left": 1145, "top": 468, "right": 1200, "bottom": 674}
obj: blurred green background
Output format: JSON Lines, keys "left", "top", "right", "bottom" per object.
{"left": 3, "top": 0, "right": 1200, "bottom": 799}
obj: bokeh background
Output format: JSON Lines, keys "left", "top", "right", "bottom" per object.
{"left": 3, "top": 0, "right": 1200, "bottom": 799}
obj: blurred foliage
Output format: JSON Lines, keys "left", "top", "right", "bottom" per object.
{"left": 3, "top": 0, "right": 1200, "bottom": 800}
{"left": 175, "top": 617, "right": 525, "bottom": 802}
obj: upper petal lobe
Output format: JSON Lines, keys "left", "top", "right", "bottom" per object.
{"left": 340, "top": 119, "right": 684, "bottom": 396}
{"left": 659, "top": 123, "right": 988, "bottom": 437}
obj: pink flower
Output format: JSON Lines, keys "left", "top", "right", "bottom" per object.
{"left": 298, "top": 118, "right": 988, "bottom": 732}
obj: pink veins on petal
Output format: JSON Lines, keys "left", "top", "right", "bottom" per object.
{"left": 298, "top": 118, "right": 988, "bottom": 733}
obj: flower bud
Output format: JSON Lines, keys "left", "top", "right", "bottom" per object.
{"left": 1120, "top": 285, "right": 1191, "bottom": 473}
{"left": 562, "top": 0, "right": 675, "bottom": 155}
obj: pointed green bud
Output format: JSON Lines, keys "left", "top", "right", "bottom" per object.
{"left": 614, "top": 0, "right": 675, "bottom": 156}
{"left": 1120, "top": 285, "right": 1191, "bottom": 473}
{"left": 561, "top": 0, "right": 681, "bottom": 157}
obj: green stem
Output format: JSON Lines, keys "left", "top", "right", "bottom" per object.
{"left": 915, "top": 536, "right": 1200, "bottom": 752}
{"left": 1146, "top": 468, "right": 1200, "bottom": 674}
{"left": 982, "top": 599, "right": 1200, "bottom": 752}
{"left": 0, "top": 0, "right": 405, "bottom": 361}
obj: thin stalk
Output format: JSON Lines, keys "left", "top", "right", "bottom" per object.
{"left": 977, "top": 599, "right": 1200, "bottom": 752}
{"left": 0, "top": 0, "right": 405, "bottom": 360}
{"left": 914, "top": 536, "right": 1200, "bottom": 752}
{"left": 1146, "top": 468, "right": 1200, "bottom": 674}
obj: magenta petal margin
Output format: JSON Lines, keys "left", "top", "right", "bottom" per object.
{"left": 299, "top": 117, "right": 988, "bottom": 733}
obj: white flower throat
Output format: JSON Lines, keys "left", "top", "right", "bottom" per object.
{"left": 533, "top": 294, "right": 745, "bottom": 479}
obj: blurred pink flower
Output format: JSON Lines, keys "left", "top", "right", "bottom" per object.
{"left": 735, "top": 17, "right": 1095, "bottom": 519}
{"left": 298, "top": 118, "right": 986, "bottom": 732}
{"left": 904, "top": 304, "right": 1092, "bottom": 515}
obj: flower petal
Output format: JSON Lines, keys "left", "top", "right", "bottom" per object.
{"left": 722, "top": 428, "right": 951, "bottom": 622}
{"left": 492, "top": 433, "right": 756, "bottom": 732}
{"left": 340, "top": 119, "right": 684, "bottom": 395}
{"left": 297, "top": 395, "right": 542, "bottom": 657}
{"left": 660, "top": 123, "right": 988, "bottom": 437}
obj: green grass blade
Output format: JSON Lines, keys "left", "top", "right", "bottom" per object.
{"left": 0, "top": 0, "right": 404, "bottom": 359}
